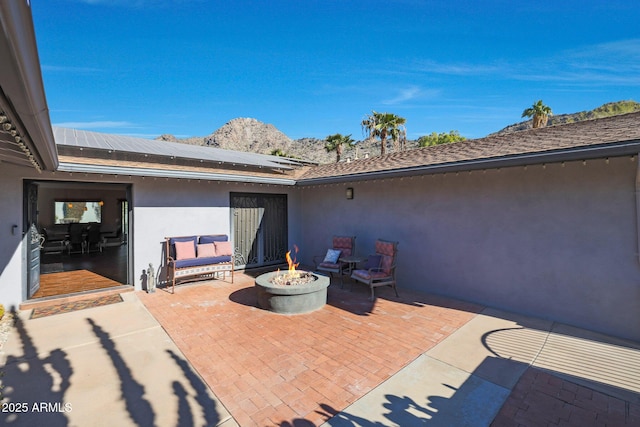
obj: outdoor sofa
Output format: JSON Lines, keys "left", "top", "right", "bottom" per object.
{"left": 165, "top": 234, "right": 234, "bottom": 293}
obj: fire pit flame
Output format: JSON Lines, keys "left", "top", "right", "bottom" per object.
{"left": 286, "top": 244, "right": 300, "bottom": 278}
{"left": 271, "top": 245, "right": 315, "bottom": 286}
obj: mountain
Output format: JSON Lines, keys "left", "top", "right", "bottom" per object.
{"left": 204, "top": 118, "right": 293, "bottom": 152}
{"left": 493, "top": 100, "right": 640, "bottom": 134}
{"left": 155, "top": 117, "right": 390, "bottom": 164}
{"left": 157, "top": 100, "right": 639, "bottom": 164}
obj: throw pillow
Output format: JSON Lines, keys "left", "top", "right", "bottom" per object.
{"left": 197, "top": 243, "right": 216, "bottom": 258}
{"left": 323, "top": 249, "right": 341, "bottom": 264}
{"left": 175, "top": 240, "right": 196, "bottom": 260}
{"left": 364, "top": 254, "right": 382, "bottom": 270}
{"left": 214, "top": 241, "right": 233, "bottom": 256}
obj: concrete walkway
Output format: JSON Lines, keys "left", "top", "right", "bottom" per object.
{"left": 1, "top": 276, "right": 639, "bottom": 426}
{"left": 322, "top": 308, "right": 640, "bottom": 426}
{"left": 0, "top": 292, "right": 237, "bottom": 427}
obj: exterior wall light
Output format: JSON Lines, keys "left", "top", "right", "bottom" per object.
{"left": 346, "top": 187, "right": 354, "bottom": 200}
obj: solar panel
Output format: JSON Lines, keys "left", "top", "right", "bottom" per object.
{"left": 52, "top": 127, "right": 299, "bottom": 169}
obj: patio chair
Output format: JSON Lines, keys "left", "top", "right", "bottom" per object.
{"left": 351, "top": 239, "right": 399, "bottom": 300}
{"left": 313, "top": 236, "right": 356, "bottom": 287}
{"left": 85, "top": 224, "right": 103, "bottom": 253}
{"left": 67, "top": 223, "right": 86, "bottom": 254}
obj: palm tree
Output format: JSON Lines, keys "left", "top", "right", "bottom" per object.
{"left": 361, "top": 111, "right": 407, "bottom": 156}
{"left": 324, "top": 133, "right": 355, "bottom": 163}
{"left": 388, "top": 114, "right": 407, "bottom": 151}
{"left": 522, "top": 100, "right": 553, "bottom": 128}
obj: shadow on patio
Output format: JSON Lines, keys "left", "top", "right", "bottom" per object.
{"left": 236, "top": 265, "right": 478, "bottom": 317}
{"left": 320, "top": 306, "right": 640, "bottom": 426}
{"left": 3, "top": 271, "right": 638, "bottom": 426}
{"left": 0, "top": 294, "right": 228, "bottom": 426}
{"left": 140, "top": 271, "right": 640, "bottom": 426}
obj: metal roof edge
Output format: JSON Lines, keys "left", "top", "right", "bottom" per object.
{"left": 295, "top": 140, "right": 640, "bottom": 186}
{"left": 52, "top": 126, "right": 306, "bottom": 171}
{"left": 56, "top": 162, "right": 298, "bottom": 186}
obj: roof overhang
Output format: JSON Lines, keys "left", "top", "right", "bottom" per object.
{"left": 0, "top": 1, "right": 57, "bottom": 171}
{"left": 56, "top": 161, "right": 298, "bottom": 186}
{"left": 296, "top": 139, "right": 640, "bottom": 186}
{"left": 52, "top": 126, "right": 309, "bottom": 171}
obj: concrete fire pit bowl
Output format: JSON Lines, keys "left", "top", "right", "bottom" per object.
{"left": 255, "top": 271, "right": 330, "bottom": 314}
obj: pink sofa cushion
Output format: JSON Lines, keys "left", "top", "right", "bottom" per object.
{"left": 197, "top": 243, "right": 216, "bottom": 258}
{"left": 214, "top": 241, "right": 233, "bottom": 256}
{"left": 175, "top": 240, "right": 196, "bottom": 260}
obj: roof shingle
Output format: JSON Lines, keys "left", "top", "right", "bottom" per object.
{"left": 298, "top": 111, "right": 640, "bottom": 183}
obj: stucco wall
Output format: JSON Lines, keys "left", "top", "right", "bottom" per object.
{"left": 131, "top": 179, "right": 302, "bottom": 290}
{"left": 2, "top": 155, "right": 638, "bottom": 340}
{"left": 0, "top": 164, "right": 301, "bottom": 307}
{"left": 0, "top": 163, "right": 29, "bottom": 308}
{"left": 299, "top": 156, "right": 640, "bottom": 341}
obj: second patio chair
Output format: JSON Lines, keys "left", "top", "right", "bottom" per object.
{"left": 351, "top": 239, "right": 399, "bottom": 300}
{"left": 313, "top": 235, "right": 356, "bottom": 287}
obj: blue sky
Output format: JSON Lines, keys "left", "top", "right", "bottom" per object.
{"left": 32, "top": 0, "right": 640, "bottom": 141}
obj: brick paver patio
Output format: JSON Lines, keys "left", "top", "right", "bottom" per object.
{"left": 138, "top": 272, "right": 640, "bottom": 426}
{"left": 138, "top": 273, "right": 482, "bottom": 425}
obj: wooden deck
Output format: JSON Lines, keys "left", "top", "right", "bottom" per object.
{"left": 20, "top": 245, "right": 131, "bottom": 311}
{"left": 33, "top": 269, "right": 125, "bottom": 299}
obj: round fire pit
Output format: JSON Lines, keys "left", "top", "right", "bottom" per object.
{"left": 255, "top": 271, "right": 330, "bottom": 314}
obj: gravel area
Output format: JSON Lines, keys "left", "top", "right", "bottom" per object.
{"left": 0, "top": 312, "right": 14, "bottom": 354}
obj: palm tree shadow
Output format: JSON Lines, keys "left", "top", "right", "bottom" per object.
{"left": 315, "top": 403, "right": 386, "bottom": 426}
{"left": 173, "top": 381, "right": 191, "bottom": 427}
{"left": 383, "top": 394, "right": 435, "bottom": 425}
{"left": 166, "top": 349, "right": 220, "bottom": 426}
{"left": 87, "top": 318, "right": 155, "bottom": 427}
{"left": 279, "top": 419, "right": 317, "bottom": 427}
{"left": 0, "top": 312, "right": 71, "bottom": 426}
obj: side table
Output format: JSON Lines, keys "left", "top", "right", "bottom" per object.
{"left": 339, "top": 255, "right": 366, "bottom": 287}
